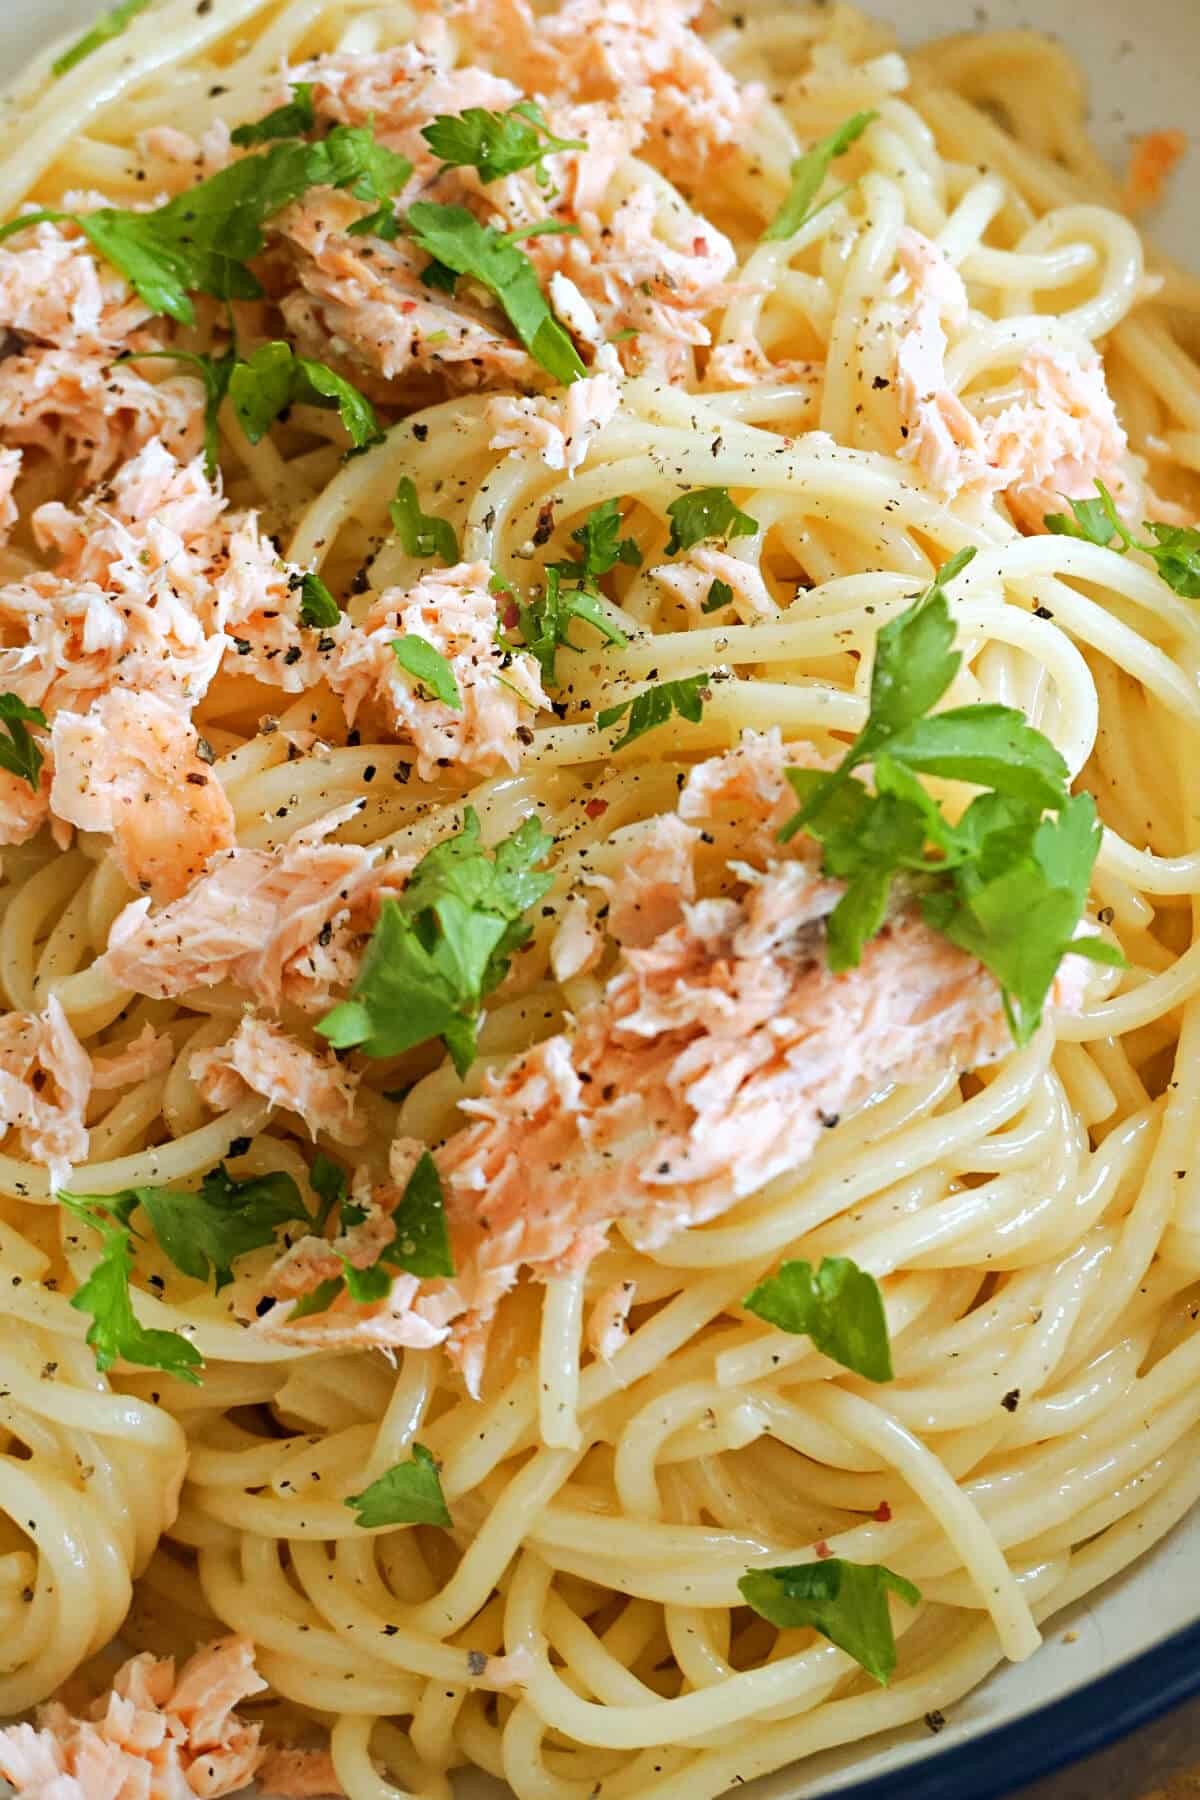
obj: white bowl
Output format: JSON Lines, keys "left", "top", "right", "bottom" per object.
{"left": 0, "top": 2, "right": 1197, "bottom": 1796}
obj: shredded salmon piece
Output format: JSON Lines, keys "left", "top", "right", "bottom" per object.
{"left": 0, "top": 446, "right": 19, "bottom": 542}
{"left": 651, "top": 544, "right": 774, "bottom": 625}
{"left": 0, "top": 345, "right": 206, "bottom": 486}
{"left": 982, "top": 345, "right": 1138, "bottom": 532}
{"left": 0, "top": 1635, "right": 268, "bottom": 1798}
{"left": 587, "top": 1277, "right": 636, "bottom": 1360}
{"left": 0, "top": 214, "right": 150, "bottom": 351}
{"left": 434, "top": 0, "right": 763, "bottom": 181}
{"left": 191, "top": 1014, "right": 364, "bottom": 1145}
{"left": 1124, "top": 129, "right": 1187, "bottom": 212}
{"left": 256, "top": 1745, "right": 345, "bottom": 1797}
{"left": 102, "top": 803, "right": 404, "bottom": 1014}
{"left": 704, "top": 323, "right": 820, "bottom": 393}
{"left": 486, "top": 364, "right": 621, "bottom": 473}
{"left": 331, "top": 560, "right": 546, "bottom": 780}
{"left": 891, "top": 229, "right": 1139, "bottom": 524}
{"left": 90, "top": 1022, "right": 174, "bottom": 1091}
{"left": 0, "top": 994, "right": 90, "bottom": 1190}
{"left": 51, "top": 689, "right": 236, "bottom": 903}
{"left": 0, "top": 437, "right": 346, "bottom": 725}
{"left": 252, "top": 732, "right": 1092, "bottom": 1388}
{"left": 549, "top": 892, "right": 604, "bottom": 983}
{"left": 592, "top": 812, "right": 700, "bottom": 947}
{"left": 138, "top": 120, "right": 234, "bottom": 180}
{"left": 279, "top": 189, "right": 539, "bottom": 395}
{"left": 0, "top": 762, "right": 52, "bottom": 854}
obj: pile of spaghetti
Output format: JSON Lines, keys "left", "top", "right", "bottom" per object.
{"left": 0, "top": 1, "right": 1199, "bottom": 1796}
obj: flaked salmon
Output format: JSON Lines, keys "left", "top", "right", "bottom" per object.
{"left": 0, "top": 1635, "right": 267, "bottom": 1799}
{"left": 331, "top": 560, "right": 547, "bottom": 781}
{"left": 191, "top": 1013, "right": 365, "bottom": 1145}
{"left": 0, "top": 994, "right": 90, "bottom": 1191}
{"left": 51, "top": 689, "right": 237, "bottom": 903}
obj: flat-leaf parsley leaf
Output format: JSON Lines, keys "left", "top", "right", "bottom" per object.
{"left": 345, "top": 1442, "right": 451, "bottom": 1528}
{"left": 739, "top": 1560, "right": 920, "bottom": 1685}
{"left": 744, "top": 1257, "right": 893, "bottom": 1382}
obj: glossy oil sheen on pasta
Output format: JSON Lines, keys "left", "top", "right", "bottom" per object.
{"left": 0, "top": 1, "right": 1198, "bottom": 1797}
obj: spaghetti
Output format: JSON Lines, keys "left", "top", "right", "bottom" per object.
{"left": 0, "top": 2, "right": 1198, "bottom": 1797}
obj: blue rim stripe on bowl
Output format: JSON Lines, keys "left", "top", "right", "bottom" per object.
{"left": 816, "top": 1617, "right": 1200, "bottom": 1800}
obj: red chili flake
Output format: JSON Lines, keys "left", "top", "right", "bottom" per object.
{"left": 872, "top": 1501, "right": 892, "bottom": 1523}
{"left": 401, "top": 301, "right": 417, "bottom": 314}
{"left": 814, "top": 1540, "right": 834, "bottom": 1560}
{"left": 502, "top": 602, "right": 520, "bottom": 630}
{"left": 585, "top": 797, "right": 609, "bottom": 819}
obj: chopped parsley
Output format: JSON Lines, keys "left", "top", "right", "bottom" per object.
{"left": 0, "top": 123, "right": 411, "bottom": 327}
{"left": 763, "top": 111, "right": 878, "bottom": 243}
{"left": 59, "top": 1193, "right": 203, "bottom": 1384}
{"left": 61, "top": 1165, "right": 315, "bottom": 1380}
{"left": 391, "top": 635, "right": 462, "bottom": 709}
{"left": 664, "top": 487, "right": 758, "bottom": 556}
{"left": 135, "top": 1165, "right": 310, "bottom": 1292}
{"left": 390, "top": 476, "right": 460, "bottom": 566}
{"left": 702, "top": 577, "right": 734, "bottom": 614}
{"left": 743, "top": 1257, "right": 893, "bottom": 1382}
{"left": 230, "top": 83, "right": 316, "bottom": 147}
{"left": 505, "top": 566, "right": 627, "bottom": 689}
{"left": 0, "top": 694, "right": 47, "bottom": 792}
{"left": 291, "top": 1150, "right": 455, "bottom": 1319}
{"left": 299, "top": 571, "right": 340, "bottom": 627}
{"left": 405, "top": 202, "right": 585, "bottom": 386}
{"left": 597, "top": 672, "right": 710, "bottom": 751}
{"left": 550, "top": 496, "right": 643, "bottom": 586}
{"left": 51, "top": 0, "right": 151, "bottom": 78}
{"left": 739, "top": 1560, "right": 920, "bottom": 1685}
{"left": 1044, "top": 480, "right": 1200, "bottom": 598}
{"left": 318, "top": 807, "right": 554, "bottom": 1075}
{"left": 228, "top": 340, "right": 382, "bottom": 450}
{"left": 421, "top": 100, "right": 585, "bottom": 186}
{"left": 778, "top": 549, "right": 1123, "bottom": 1042}
{"left": 345, "top": 1442, "right": 451, "bottom": 1528}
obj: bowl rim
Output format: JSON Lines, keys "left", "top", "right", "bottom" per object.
{"left": 816, "top": 1615, "right": 1200, "bottom": 1799}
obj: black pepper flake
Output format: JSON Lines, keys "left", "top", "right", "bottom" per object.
{"left": 412, "top": 423, "right": 429, "bottom": 441}
{"left": 284, "top": 646, "right": 302, "bottom": 665}
{"left": 232, "top": 637, "right": 251, "bottom": 655}
{"left": 466, "top": 1650, "right": 488, "bottom": 1676}
{"left": 1034, "top": 604, "right": 1054, "bottom": 619}
{"left": 228, "top": 1136, "right": 252, "bottom": 1156}
{"left": 1097, "top": 906, "right": 1114, "bottom": 925}
{"left": 254, "top": 1297, "right": 276, "bottom": 1317}
{"left": 925, "top": 1710, "right": 946, "bottom": 1735}
{"left": 872, "top": 375, "right": 890, "bottom": 390}
{"left": 195, "top": 736, "right": 216, "bottom": 764}
{"left": 185, "top": 771, "right": 208, "bottom": 786}
{"left": 1001, "top": 1388, "right": 1021, "bottom": 1412}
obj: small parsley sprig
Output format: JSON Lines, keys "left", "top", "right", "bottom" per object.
{"left": 779, "top": 548, "right": 1123, "bottom": 1042}
{"left": 230, "top": 84, "right": 316, "bottom": 148}
{"left": 230, "top": 340, "right": 383, "bottom": 449}
{"left": 291, "top": 1150, "right": 455, "bottom": 1320}
{"left": 744, "top": 1256, "right": 893, "bottom": 1382}
{"left": 0, "top": 694, "right": 48, "bottom": 792}
{"left": 390, "top": 477, "right": 460, "bottom": 565}
{"left": 52, "top": 0, "right": 151, "bottom": 78}
{"left": 391, "top": 635, "right": 461, "bottom": 709}
{"left": 664, "top": 487, "right": 758, "bottom": 557}
{"left": 422, "top": 101, "right": 585, "bottom": 186}
{"left": 739, "top": 1560, "right": 920, "bottom": 1686}
{"left": 318, "top": 807, "right": 554, "bottom": 1074}
{"left": 346, "top": 1441, "right": 451, "bottom": 1528}
{"left": 598, "top": 673, "right": 711, "bottom": 751}
{"left": 763, "top": 111, "right": 878, "bottom": 243}
{"left": 502, "top": 497, "right": 636, "bottom": 687}
{"left": 61, "top": 1165, "right": 314, "bottom": 1381}
{"left": 60, "top": 1192, "right": 204, "bottom": 1384}
{"left": 405, "top": 202, "right": 585, "bottom": 386}
{"left": 1045, "top": 480, "right": 1200, "bottom": 599}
